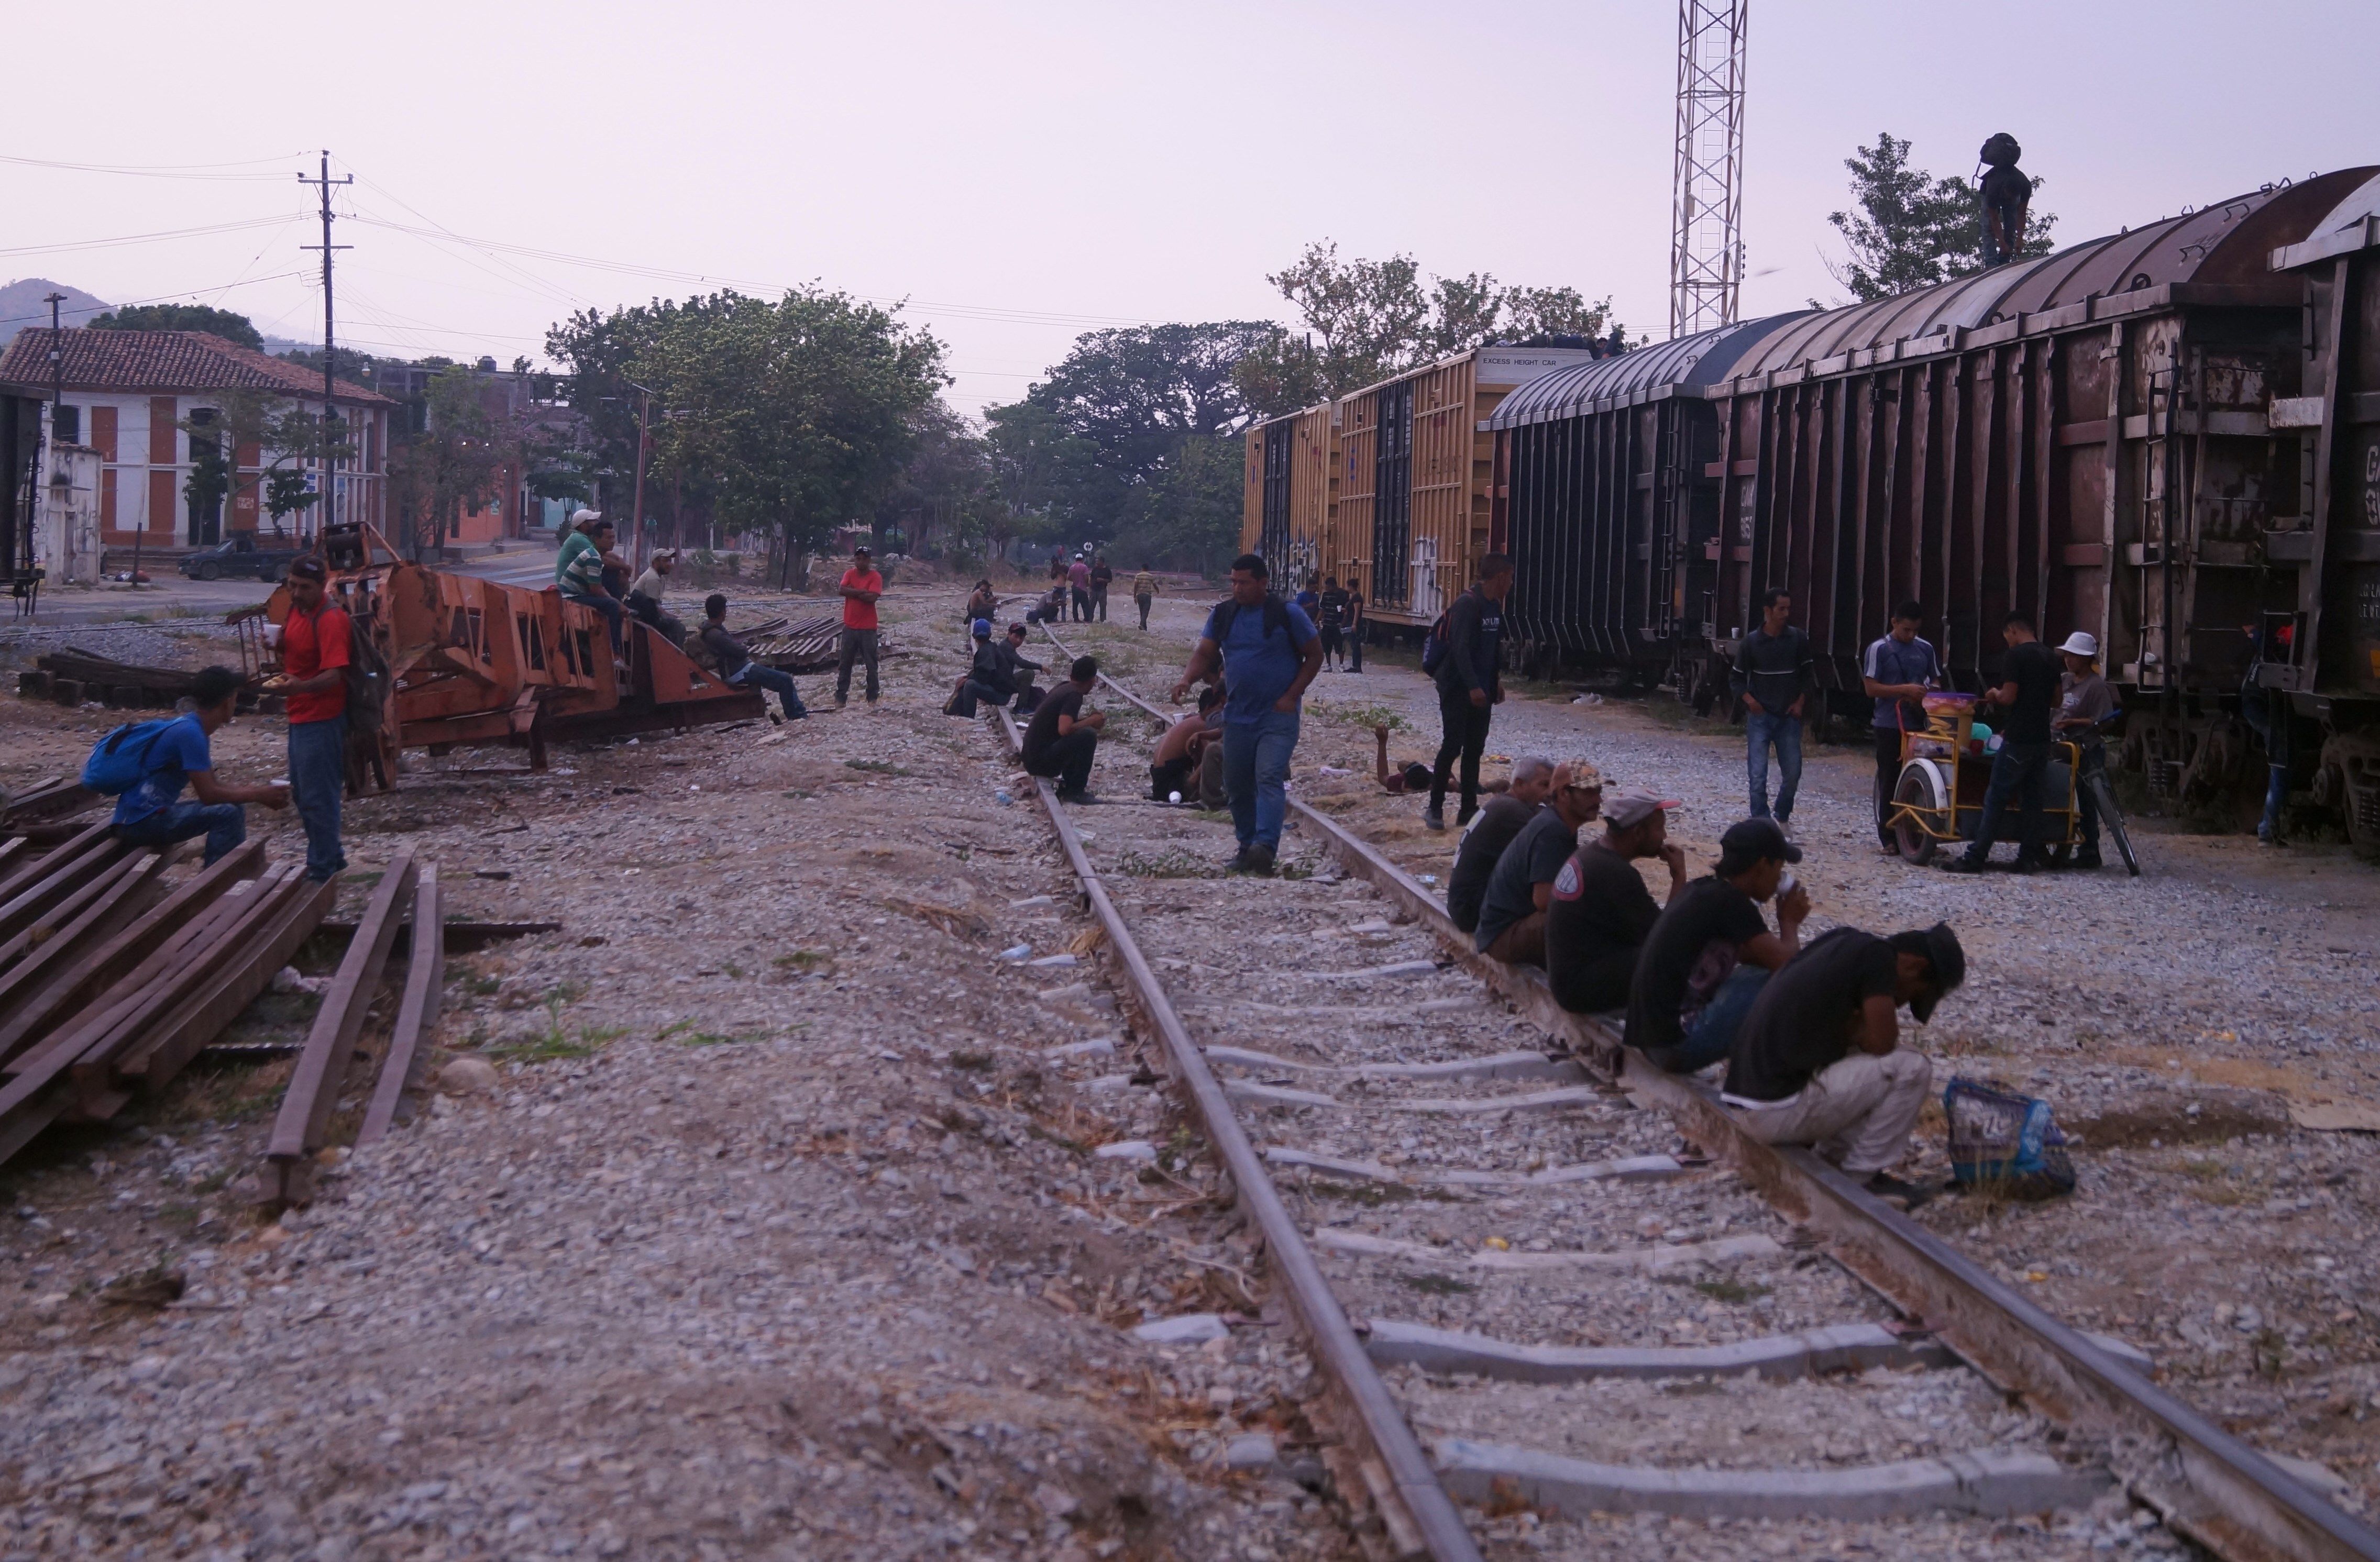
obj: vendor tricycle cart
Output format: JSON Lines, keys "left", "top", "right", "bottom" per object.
{"left": 1887, "top": 694, "right": 2137, "bottom": 874}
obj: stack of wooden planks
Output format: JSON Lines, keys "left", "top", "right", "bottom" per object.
{"left": 18, "top": 648, "right": 228, "bottom": 711}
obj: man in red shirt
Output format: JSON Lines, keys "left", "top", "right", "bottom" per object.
{"left": 834, "top": 544, "right": 884, "bottom": 708}
{"left": 263, "top": 556, "right": 352, "bottom": 881}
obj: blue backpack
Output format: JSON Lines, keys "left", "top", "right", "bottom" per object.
{"left": 81, "top": 717, "right": 178, "bottom": 796}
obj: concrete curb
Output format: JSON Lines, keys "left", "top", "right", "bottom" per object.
{"left": 1433, "top": 1438, "right": 2111, "bottom": 1519}
{"left": 1362, "top": 1318, "right": 1953, "bottom": 1383}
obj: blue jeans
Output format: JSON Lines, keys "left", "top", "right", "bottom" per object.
{"left": 731, "top": 663, "right": 807, "bottom": 718}
{"left": 1962, "top": 740, "right": 2050, "bottom": 865}
{"left": 1645, "top": 965, "right": 1769, "bottom": 1074}
{"left": 289, "top": 715, "right": 347, "bottom": 882}
{"left": 1222, "top": 708, "right": 1300, "bottom": 851}
{"left": 566, "top": 591, "right": 624, "bottom": 656}
{"left": 117, "top": 801, "right": 246, "bottom": 865}
{"left": 1745, "top": 711, "right": 1803, "bottom": 823}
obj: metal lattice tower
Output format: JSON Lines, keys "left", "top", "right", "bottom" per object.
{"left": 1670, "top": 0, "right": 1748, "bottom": 338}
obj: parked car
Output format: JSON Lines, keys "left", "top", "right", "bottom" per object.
{"left": 179, "top": 534, "right": 307, "bottom": 582}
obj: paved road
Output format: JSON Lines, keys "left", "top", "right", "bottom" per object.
{"left": 7, "top": 577, "right": 276, "bottom": 628}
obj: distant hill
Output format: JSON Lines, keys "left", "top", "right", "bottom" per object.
{"left": 0, "top": 279, "right": 111, "bottom": 345}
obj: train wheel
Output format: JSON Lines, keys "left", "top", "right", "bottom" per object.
{"left": 1892, "top": 763, "right": 1946, "bottom": 866}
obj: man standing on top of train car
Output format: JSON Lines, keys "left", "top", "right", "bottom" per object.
{"left": 1171, "top": 553, "right": 1323, "bottom": 876}
{"left": 1862, "top": 601, "right": 1943, "bottom": 856}
{"left": 263, "top": 557, "right": 350, "bottom": 883}
{"left": 1424, "top": 554, "right": 1514, "bottom": 833}
{"left": 1942, "top": 612, "right": 2061, "bottom": 873}
{"left": 834, "top": 545, "right": 883, "bottom": 709}
{"left": 1734, "top": 588, "right": 1815, "bottom": 835}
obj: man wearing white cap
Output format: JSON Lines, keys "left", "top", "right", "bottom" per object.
{"left": 2054, "top": 630, "right": 2115, "bottom": 869}
{"left": 1545, "top": 789, "right": 1687, "bottom": 1015}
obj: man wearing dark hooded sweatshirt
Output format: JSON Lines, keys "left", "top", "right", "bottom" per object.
{"left": 1425, "top": 553, "right": 1513, "bottom": 833}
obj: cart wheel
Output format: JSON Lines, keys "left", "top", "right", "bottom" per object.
{"left": 2049, "top": 843, "right": 2072, "bottom": 866}
{"left": 1892, "top": 765, "right": 1942, "bottom": 865}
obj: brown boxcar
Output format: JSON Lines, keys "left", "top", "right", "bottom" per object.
{"left": 1331, "top": 345, "right": 1601, "bottom": 628}
{"left": 1240, "top": 402, "right": 1337, "bottom": 586}
{"left": 1492, "top": 169, "right": 2380, "bottom": 826}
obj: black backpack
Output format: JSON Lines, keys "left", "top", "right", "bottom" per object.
{"left": 1210, "top": 594, "right": 1291, "bottom": 646}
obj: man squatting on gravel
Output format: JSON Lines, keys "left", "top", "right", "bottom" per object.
{"left": 1171, "top": 553, "right": 1323, "bottom": 877}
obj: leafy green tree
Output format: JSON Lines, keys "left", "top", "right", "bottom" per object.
{"left": 872, "top": 402, "right": 991, "bottom": 562}
{"left": 389, "top": 367, "right": 511, "bottom": 561}
{"left": 175, "top": 392, "right": 355, "bottom": 537}
{"left": 1826, "top": 133, "right": 2059, "bottom": 303}
{"left": 92, "top": 303, "right": 262, "bottom": 350}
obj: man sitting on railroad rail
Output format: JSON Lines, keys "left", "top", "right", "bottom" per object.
{"left": 1625, "top": 818, "right": 1809, "bottom": 1074}
{"left": 700, "top": 594, "right": 808, "bottom": 723}
{"left": 1150, "top": 686, "right": 1226, "bottom": 801}
{"left": 1444, "top": 755, "right": 1553, "bottom": 935}
{"left": 1022, "top": 656, "right": 1106, "bottom": 803}
{"left": 1545, "top": 790, "right": 1687, "bottom": 1016}
{"left": 1723, "top": 922, "right": 1965, "bottom": 1209}
{"left": 996, "top": 623, "right": 1047, "bottom": 714}
{"left": 108, "top": 664, "right": 290, "bottom": 865}
{"left": 948, "top": 619, "right": 1013, "bottom": 718}
{"left": 627, "top": 549, "right": 686, "bottom": 649}
{"left": 1471, "top": 760, "right": 1602, "bottom": 966}
{"left": 557, "top": 517, "right": 627, "bottom": 660}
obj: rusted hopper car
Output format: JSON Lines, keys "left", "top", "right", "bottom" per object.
{"left": 1491, "top": 168, "right": 2378, "bottom": 822}
{"left": 1325, "top": 345, "right": 1601, "bottom": 628}
{"left": 255, "top": 522, "right": 761, "bottom": 786}
{"left": 1240, "top": 403, "right": 1337, "bottom": 586}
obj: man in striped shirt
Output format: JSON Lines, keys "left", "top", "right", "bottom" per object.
{"left": 556, "top": 517, "right": 626, "bottom": 659}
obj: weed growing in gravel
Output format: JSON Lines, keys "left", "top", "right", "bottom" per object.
{"left": 677, "top": 1030, "right": 761, "bottom": 1047}
{"left": 1400, "top": 1272, "right": 1475, "bottom": 1295}
{"left": 774, "top": 950, "right": 832, "bottom": 974}
{"left": 1693, "top": 1277, "right": 1772, "bottom": 1304}
{"left": 494, "top": 997, "right": 626, "bottom": 1063}
{"left": 464, "top": 973, "right": 502, "bottom": 996}
{"left": 2253, "top": 1326, "right": 2290, "bottom": 1379}
{"left": 1312, "top": 701, "right": 1407, "bottom": 733}
{"left": 949, "top": 1050, "right": 996, "bottom": 1071}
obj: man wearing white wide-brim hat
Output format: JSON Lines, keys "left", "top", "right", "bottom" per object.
{"left": 2053, "top": 631, "right": 2116, "bottom": 870}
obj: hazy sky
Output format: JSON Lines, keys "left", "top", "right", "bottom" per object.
{"left": 6, "top": 1, "right": 2375, "bottom": 418}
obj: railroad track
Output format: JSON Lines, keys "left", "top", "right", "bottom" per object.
{"left": 992, "top": 626, "right": 2380, "bottom": 1562}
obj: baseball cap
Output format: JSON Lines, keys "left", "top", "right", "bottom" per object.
{"left": 853, "top": 544, "right": 872, "bottom": 556}
{"left": 1604, "top": 790, "right": 1680, "bottom": 830}
{"left": 1557, "top": 760, "right": 1603, "bottom": 791}
{"left": 1893, "top": 923, "right": 1967, "bottom": 1023}
{"left": 287, "top": 556, "right": 327, "bottom": 582}
{"left": 972, "top": 618, "right": 992, "bottom": 639}
{"left": 1717, "top": 816, "right": 1802, "bottom": 873}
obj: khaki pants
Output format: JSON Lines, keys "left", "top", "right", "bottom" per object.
{"left": 1483, "top": 910, "right": 1547, "bottom": 968}
{"left": 1731, "top": 1049, "right": 1931, "bottom": 1177}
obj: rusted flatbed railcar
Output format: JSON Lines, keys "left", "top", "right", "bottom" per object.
{"left": 1240, "top": 402, "right": 1338, "bottom": 585}
{"left": 1490, "top": 168, "right": 2380, "bottom": 827}
{"left": 249, "top": 523, "right": 762, "bottom": 787}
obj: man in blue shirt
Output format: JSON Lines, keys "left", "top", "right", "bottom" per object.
{"left": 1172, "top": 553, "right": 1323, "bottom": 875}
{"left": 111, "top": 664, "right": 290, "bottom": 863}
{"left": 1861, "top": 600, "right": 1943, "bottom": 854}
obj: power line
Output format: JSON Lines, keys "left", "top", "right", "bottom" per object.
{"left": 0, "top": 151, "right": 309, "bottom": 182}
{"left": 0, "top": 270, "right": 306, "bottom": 329}
{"left": 0, "top": 214, "right": 291, "bottom": 259}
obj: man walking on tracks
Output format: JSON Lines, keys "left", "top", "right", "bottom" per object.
{"left": 1345, "top": 574, "right": 1365, "bottom": 673}
{"left": 1734, "top": 588, "right": 1814, "bottom": 832}
{"left": 266, "top": 557, "right": 351, "bottom": 883}
{"left": 1424, "top": 554, "right": 1513, "bottom": 833}
{"left": 1316, "top": 576, "right": 1351, "bottom": 671}
{"left": 834, "top": 545, "right": 884, "bottom": 709}
{"left": 1942, "top": 613, "right": 2061, "bottom": 873}
{"left": 1171, "top": 553, "right": 1323, "bottom": 876}
{"left": 1068, "top": 555, "right": 1093, "bottom": 623}
{"left": 1861, "top": 602, "right": 1942, "bottom": 855}
{"left": 1723, "top": 922, "right": 1965, "bottom": 1209}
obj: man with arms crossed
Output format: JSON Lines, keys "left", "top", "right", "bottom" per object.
{"left": 835, "top": 545, "right": 884, "bottom": 708}
{"left": 1861, "top": 601, "right": 1941, "bottom": 855}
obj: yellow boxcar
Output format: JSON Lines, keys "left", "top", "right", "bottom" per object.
{"left": 1240, "top": 402, "right": 1337, "bottom": 587}
{"left": 1335, "top": 346, "right": 1601, "bottom": 627}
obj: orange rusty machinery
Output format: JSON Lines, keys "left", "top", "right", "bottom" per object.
{"left": 241, "top": 523, "right": 762, "bottom": 784}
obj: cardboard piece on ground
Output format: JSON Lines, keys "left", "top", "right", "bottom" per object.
{"left": 2287, "top": 1098, "right": 2380, "bottom": 1133}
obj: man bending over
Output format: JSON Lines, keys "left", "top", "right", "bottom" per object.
{"left": 111, "top": 664, "right": 289, "bottom": 863}
{"left": 1625, "top": 818, "right": 1808, "bottom": 1074}
{"left": 1546, "top": 790, "right": 1685, "bottom": 1015}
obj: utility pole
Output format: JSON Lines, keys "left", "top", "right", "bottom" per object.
{"left": 37, "top": 292, "right": 65, "bottom": 590}
{"left": 625, "top": 378, "right": 658, "bottom": 565}
{"left": 1669, "top": 0, "right": 1749, "bottom": 338}
{"left": 298, "top": 151, "right": 352, "bottom": 544}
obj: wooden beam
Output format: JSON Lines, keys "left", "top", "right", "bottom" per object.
{"left": 359, "top": 865, "right": 444, "bottom": 1147}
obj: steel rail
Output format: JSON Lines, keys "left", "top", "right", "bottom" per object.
{"left": 1286, "top": 794, "right": 2380, "bottom": 1562}
{"left": 990, "top": 703, "right": 1478, "bottom": 1562}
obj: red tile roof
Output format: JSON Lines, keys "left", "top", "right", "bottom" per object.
{"left": 0, "top": 329, "right": 390, "bottom": 405}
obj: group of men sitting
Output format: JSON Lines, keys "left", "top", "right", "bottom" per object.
{"left": 949, "top": 619, "right": 1050, "bottom": 718}
{"left": 1446, "top": 762, "right": 1965, "bottom": 1206}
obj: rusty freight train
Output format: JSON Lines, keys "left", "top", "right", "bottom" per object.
{"left": 1244, "top": 165, "right": 2380, "bottom": 841}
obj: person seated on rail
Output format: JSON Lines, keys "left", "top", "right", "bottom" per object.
{"left": 947, "top": 618, "right": 1015, "bottom": 718}
{"left": 1021, "top": 656, "right": 1106, "bottom": 804}
{"left": 1025, "top": 582, "right": 1070, "bottom": 628}
{"left": 109, "top": 664, "right": 290, "bottom": 865}
{"left": 1722, "top": 922, "right": 1966, "bottom": 1210}
{"left": 965, "top": 578, "right": 1000, "bottom": 629}
{"left": 556, "top": 517, "right": 627, "bottom": 661}
{"left": 996, "top": 623, "right": 1048, "bottom": 715}
{"left": 1443, "top": 754, "right": 1553, "bottom": 935}
{"left": 1624, "top": 817, "right": 1808, "bottom": 1075}
{"left": 1545, "top": 790, "right": 1687, "bottom": 1017}
{"left": 1470, "top": 760, "right": 1602, "bottom": 967}
{"left": 1150, "top": 685, "right": 1226, "bottom": 801}
{"left": 627, "top": 549, "right": 687, "bottom": 649}
{"left": 699, "top": 594, "right": 808, "bottom": 724}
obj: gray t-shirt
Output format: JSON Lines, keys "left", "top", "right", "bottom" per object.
{"left": 1474, "top": 807, "right": 1579, "bottom": 952}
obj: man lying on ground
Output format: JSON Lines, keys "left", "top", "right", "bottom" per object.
{"left": 1021, "top": 656, "right": 1106, "bottom": 804}
{"left": 1371, "top": 724, "right": 1436, "bottom": 796}
{"left": 109, "top": 664, "right": 289, "bottom": 864}
{"left": 1723, "top": 922, "right": 1965, "bottom": 1209}
{"left": 700, "top": 594, "right": 808, "bottom": 724}
{"left": 1444, "top": 754, "right": 1553, "bottom": 934}
{"left": 1471, "top": 760, "right": 1601, "bottom": 966}
{"left": 1625, "top": 817, "right": 1807, "bottom": 1074}
{"left": 1151, "top": 686, "right": 1226, "bottom": 800}
{"left": 1545, "top": 789, "right": 1685, "bottom": 1015}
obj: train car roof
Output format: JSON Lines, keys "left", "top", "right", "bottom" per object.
{"left": 2270, "top": 170, "right": 2380, "bottom": 271}
{"left": 1485, "top": 313, "right": 1808, "bottom": 429}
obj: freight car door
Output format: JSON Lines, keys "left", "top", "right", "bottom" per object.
{"left": 1261, "top": 423, "right": 1293, "bottom": 580}
{"left": 1372, "top": 381, "right": 1413, "bottom": 611}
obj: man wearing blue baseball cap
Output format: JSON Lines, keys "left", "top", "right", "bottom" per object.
{"left": 946, "top": 618, "right": 1013, "bottom": 718}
